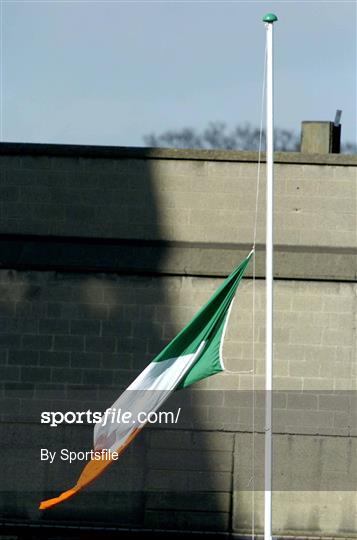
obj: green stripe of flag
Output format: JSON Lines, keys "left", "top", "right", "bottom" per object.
{"left": 153, "top": 251, "right": 253, "bottom": 388}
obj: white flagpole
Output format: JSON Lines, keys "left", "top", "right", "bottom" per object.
{"left": 262, "top": 12, "right": 278, "bottom": 540}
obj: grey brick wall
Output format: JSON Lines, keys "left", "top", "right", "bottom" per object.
{"left": 0, "top": 269, "right": 356, "bottom": 535}
{"left": 0, "top": 145, "right": 356, "bottom": 537}
{"left": 0, "top": 146, "right": 356, "bottom": 279}
{"left": 2, "top": 270, "right": 354, "bottom": 417}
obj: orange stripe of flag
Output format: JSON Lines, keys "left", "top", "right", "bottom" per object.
{"left": 39, "top": 428, "right": 140, "bottom": 510}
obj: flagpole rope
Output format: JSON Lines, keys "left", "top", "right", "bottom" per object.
{"left": 251, "top": 38, "right": 267, "bottom": 540}
{"left": 222, "top": 38, "right": 266, "bottom": 537}
{"left": 253, "top": 39, "right": 267, "bottom": 251}
{"left": 220, "top": 38, "right": 267, "bottom": 538}
{"left": 224, "top": 32, "right": 266, "bottom": 359}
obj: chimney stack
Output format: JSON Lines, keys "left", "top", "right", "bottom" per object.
{"left": 300, "top": 111, "right": 341, "bottom": 154}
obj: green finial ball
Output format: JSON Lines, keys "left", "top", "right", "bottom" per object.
{"left": 262, "top": 13, "right": 278, "bottom": 23}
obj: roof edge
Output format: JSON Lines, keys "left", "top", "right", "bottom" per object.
{"left": 0, "top": 142, "right": 356, "bottom": 166}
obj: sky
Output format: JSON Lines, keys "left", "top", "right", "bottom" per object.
{"left": 2, "top": 0, "right": 356, "bottom": 148}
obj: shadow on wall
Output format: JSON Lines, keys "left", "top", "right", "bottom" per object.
{"left": 0, "top": 148, "right": 218, "bottom": 534}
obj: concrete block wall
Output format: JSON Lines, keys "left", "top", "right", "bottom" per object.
{"left": 0, "top": 144, "right": 356, "bottom": 537}
{"left": 2, "top": 153, "right": 355, "bottom": 249}
{"left": 0, "top": 146, "right": 355, "bottom": 280}
{"left": 1, "top": 271, "right": 355, "bottom": 423}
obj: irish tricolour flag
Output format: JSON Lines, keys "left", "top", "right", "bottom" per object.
{"left": 40, "top": 251, "right": 252, "bottom": 509}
